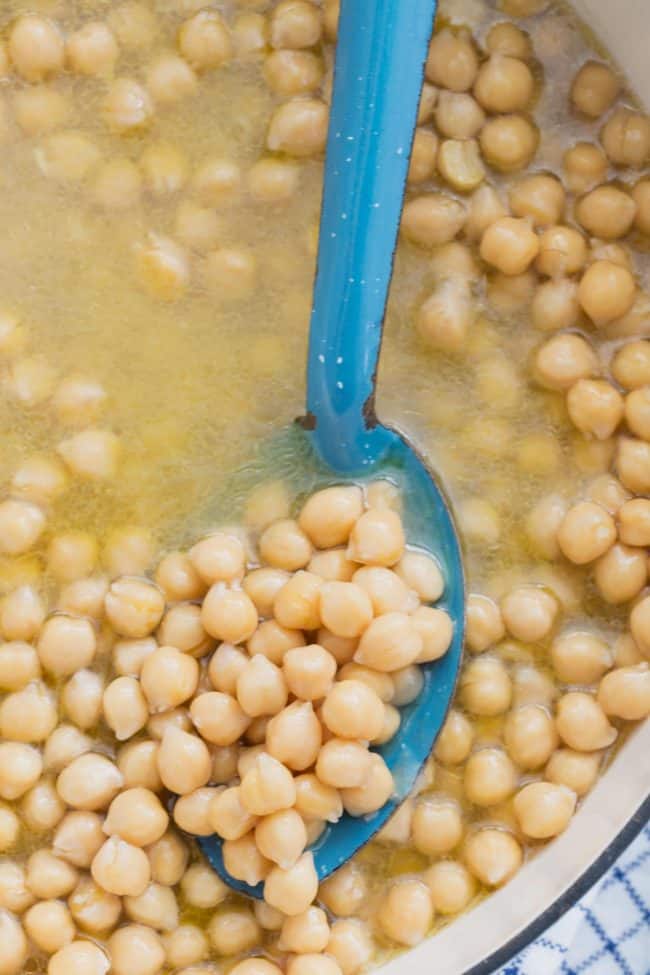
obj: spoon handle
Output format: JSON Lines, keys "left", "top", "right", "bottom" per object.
{"left": 305, "top": 0, "right": 438, "bottom": 472}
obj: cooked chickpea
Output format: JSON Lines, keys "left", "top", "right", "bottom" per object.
{"left": 162, "top": 925, "right": 209, "bottom": 969}
{"left": 463, "top": 828, "right": 522, "bottom": 887}
{"left": 551, "top": 630, "right": 611, "bottom": 684}
{"left": 280, "top": 905, "right": 330, "bottom": 953}
{"left": 556, "top": 691, "right": 617, "bottom": 750}
{"left": 354, "top": 612, "right": 421, "bottom": 672}
{"left": 180, "top": 862, "right": 227, "bottom": 908}
{"left": 316, "top": 738, "right": 372, "bottom": 788}
{"left": 108, "top": 924, "right": 165, "bottom": 975}
{"left": 23, "top": 899, "right": 74, "bottom": 954}
{"left": 464, "top": 747, "right": 518, "bottom": 807}
{"left": 377, "top": 879, "right": 433, "bottom": 946}
{"left": 597, "top": 664, "right": 650, "bottom": 720}
{"left": 103, "top": 526, "right": 153, "bottom": 575}
{"left": 9, "top": 16, "right": 64, "bottom": 82}
{"left": 460, "top": 656, "right": 512, "bottom": 716}
{"left": 579, "top": 260, "right": 637, "bottom": 326}
{"left": 474, "top": 55, "right": 534, "bottom": 113}
{"left": 48, "top": 941, "right": 108, "bottom": 975}
{"left": 617, "top": 437, "right": 650, "bottom": 494}
{"left": 117, "top": 739, "right": 162, "bottom": 792}
{"left": 417, "top": 278, "right": 474, "bottom": 352}
{"left": 44, "top": 726, "right": 91, "bottom": 775}
{"left": 0, "top": 587, "right": 43, "bottom": 644}
{"left": 535, "top": 225, "right": 587, "bottom": 278}
{"left": 178, "top": 10, "right": 232, "bottom": 71}
{"left": 267, "top": 99, "right": 328, "bottom": 157}
{"left": 412, "top": 606, "right": 453, "bottom": 662}
{"left": 105, "top": 577, "right": 165, "bottom": 638}
{"left": 509, "top": 176, "right": 564, "bottom": 230}
{"left": 25, "top": 849, "right": 78, "bottom": 899}
{"left": 435, "top": 91, "right": 485, "bottom": 140}
{"left": 546, "top": 748, "right": 601, "bottom": 796}
{"left": 326, "top": 918, "right": 373, "bottom": 975}
{"left": 486, "top": 22, "right": 531, "bottom": 58}
{"left": 426, "top": 28, "right": 478, "bottom": 92}
{"left": 514, "top": 781, "right": 577, "bottom": 839}
{"left": 104, "top": 77, "right": 153, "bottom": 133}
{"left": 255, "top": 807, "right": 307, "bottom": 868}
{"left": 625, "top": 386, "right": 650, "bottom": 441}
{"left": 274, "top": 570, "right": 322, "bottom": 630}
{"left": 157, "top": 725, "right": 211, "bottom": 794}
{"left": 402, "top": 194, "right": 467, "bottom": 249}
{"left": 62, "top": 669, "right": 103, "bottom": 730}
{"left": 557, "top": 501, "right": 616, "bottom": 565}
{"left": 424, "top": 860, "right": 476, "bottom": 916}
{"left": 394, "top": 552, "right": 443, "bottom": 603}
{"left": 411, "top": 795, "right": 463, "bottom": 855}
{"left": 53, "top": 811, "right": 104, "bottom": 868}
{"left": 480, "top": 115, "right": 539, "bottom": 172}
{"left": 613, "top": 340, "right": 650, "bottom": 390}
{"left": 465, "top": 594, "right": 505, "bottom": 652}
{"left": 340, "top": 752, "right": 393, "bottom": 815}
{"left": 265, "top": 701, "right": 322, "bottom": 770}
{"left": 146, "top": 53, "right": 198, "bottom": 104}
{"left": 147, "top": 829, "right": 189, "bottom": 887}
{"left": 570, "top": 60, "right": 620, "bottom": 117}
{"left": 283, "top": 644, "right": 337, "bottom": 700}
{"left": 567, "top": 379, "right": 624, "bottom": 440}
{"left": 11, "top": 453, "right": 68, "bottom": 505}
{"left": 270, "top": 0, "right": 321, "bottom": 48}
{"left": 434, "top": 709, "right": 474, "bottom": 765}
{"left": 263, "top": 49, "right": 323, "bottom": 96}
{"left": 139, "top": 645, "right": 198, "bottom": 713}
{"left": 104, "top": 788, "right": 168, "bottom": 848}
{"left": 595, "top": 543, "right": 647, "bottom": 604}
{"left": 0, "top": 681, "right": 57, "bottom": 743}
{"left": 222, "top": 832, "right": 271, "bottom": 886}
{"left": 20, "top": 778, "right": 64, "bottom": 833}
{"left": 264, "top": 851, "right": 318, "bottom": 916}
{"left": 618, "top": 499, "right": 650, "bottom": 546}
{"left": 66, "top": 21, "right": 118, "bottom": 77}
{"left": 294, "top": 773, "right": 342, "bottom": 823}
{"left": 56, "top": 753, "right": 122, "bottom": 811}
{"left": 0, "top": 498, "right": 46, "bottom": 556}
{"left": 317, "top": 629, "right": 357, "bottom": 666}
{"left": 248, "top": 157, "right": 300, "bottom": 204}
{"left": 0, "top": 860, "right": 33, "bottom": 912}
{"left": 535, "top": 333, "right": 599, "bottom": 391}
{"left": 601, "top": 108, "right": 650, "bottom": 168}
{"left": 576, "top": 185, "right": 637, "bottom": 240}
{"left": 135, "top": 234, "right": 190, "bottom": 302}
{"left": 235, "top": 655, "right": 288, "bottom": 717}
{"left": 631, "top": 178, "right": 650, "bottom": 233}
{"left": 481, "top": 217, "right": 540, "bottom": 276}
{"left": 124, "top": 881, "right": 179, "bottom": 932}
{"left": 37, "top": 614, "right": 97, "bottom": 677}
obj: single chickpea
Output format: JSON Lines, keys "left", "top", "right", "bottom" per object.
{"left": 274, "top": 570, "right": 322, "bottom": 630}
{"left": 0, "top": 585, "right": 45, "bottom": 642}
{"left": 412, "top": 606, "right": 453, "bottom": 662}
{"left": 37, "top": 614, "right": 97, "bottom": 678}
{"left": 412, "top": 796, "right": 463, "bottom": 854}
{"left": 437, "top": 139, "right": 486, "bottom": 193}
{"left": 353, "top": 566, "right": 418, "bottom": 616}
{"left": 201, "top": 585, "right": 258, "bottom": 644}
{"left": 0, "top": 681, "right": 57, "bottom": 743}
{"left": 546, "top": 747, "right": 601, "bottom": 796}
{"left": 434, "top": 91, "right": 485, "bottom": 140}
{"left": 140, "top": 645, "right": 199, "bottom": 712}
{"left": 354, "top": 612, "right": 422, "bottom": 672}
{"left": 158, "top": 602, "right": 211, "bottom": 657}
{"left": 631, "top": 178, "right": 650, "bottom": 234}
{"left": 146, "top": 53, "right": 198, "bottom": 104}
{"left": 263, "top": 49, "right": 323, "bottom": 95}
{"left": 266, "top": 99, "right": 328, "bottom": 156}
{"left": 90, "top": 158, "right": 142, "bottom": 210}
{"left": 316, "top": 738, "right": 372, "bottom": 788}
{"left": 270, "top": 0, "right": 321, "bottom": 48}
{"left": 317, "top": 628, "right": 357, "bottom": 666}
{"left": 178, "top": 11, "right": 232, "bottom": 71}
{"left": 514, "top": 781, "right": 577, "bottom": 839}
{"left": 613, "top": 340, "right": 650, "bottom": 390}
{"left": 557, "top": 502, "right": 616, "bottom": 565}
{"left": 48, "top": 941, "right": 108, "bottom": 975}
{"left": 556, "top": 691, "right": 617, "bottom": 750}
{"left": 571, "top": 61, "right": 620, "bottom": 117}
{"left": 534, "top": 333, "right": 599, "bottom": 391}
{"left": 298, "top": 486, "right": 363, "bottom": 548}
{"left": 465, "top": 184, "right": 507, "bottom": 241}
{"left": 0, "top": 860, "right": 34, "bottom": 912}
{"left": 11, "top": 454, "right": 68, "bottom": 505}
{"left": 460, "top": 656, "right": 512, "bottom": 716}
{"left": 327, "top": 918, "right": 373, "bottom": 975}
{"left": 509, "top": 174, "right": 565, "bottom": 228}
{"left": 504, "top": 704, "right": 558, "bottom": 769}
{"left": 625, "top": 387, "right": 650, "bottom": 441}
{"left": 24, "top": 898, "right": 75, "bottom": 954}
{"left": 598, "top": 664, "right": 650, "bottom": 720}
{"left": 474, "top": 55, "right": 534, "bottom": 113}
{"left": 155, "top": 551, "right": 205, "bottom": 601}
{"left": 501, "top": 586, "right": 558, "bottom": 642}
{"left": 601, "top": 108, "right": 650, "bottom": 169}
{"left": 486, "top": 22, "right": 531, "bottom": 59}
{"left": 614, "top": 633, "right": 644, "bottom": 667}
{"left": 576, "top": 185, "right": 637, "bottom": 240}
{"left": 318, "top": 581, "right": 372, "bottom": 638}
{"left": 426, "top": 28, "right": 478, "bottom": 92}
{"left": 535, "top": 225, "right": 587, "bottom": 277}
{"left": 0, "top": 640, "right": 41, "bottom": 691}
{"left": 25, "top": 849, "right": 78, "bottom": 900}
{"left": 180, "top": 862, "right": 228, "bottom": 909}
{"left": 320, "top": 861, "right": 366, "bottom": 917}
{"left": 118, "top": 739, "right": 162, "bottom": 792}
{"left": 108, "top": 924, "right": 165, "bottom": 975}
{"left": 104, "top": 788, "right": 168, "bottom": 848}
{"left": 104, "top": 77, "right": 153, "bottom": 133}
{"left": 162, "top": 925, "right": 209, "bottom": 970}
{"left": 148, "top": 830, "right": 190, "bottom": 887}
{"left": 235, "top": 655, "right": 288, "bottom": 718}
{"left": 56, "top": 753, "right": 122, "bottom": 811}
{"left": 156, "top": 726, "right": 212, "bottom": 794}
{"left": 417, "top": 279, "right": 474, "bottom": 352}
{"left": 434, "top": 709, "right": 474, "bottom": 766}
{"left": 463, "top": 828, "right": 522, "bottom": 887}
{"left": 191, "top": 158, "right": 241, "bottom": 206}
{"left": 264, "top": 851, "right": 319, "bottom": 916}
{"left": 43, "top": 726, "right": 91, "bottom": 775}
{"left": 91, "top": 837, "right": 150, "bottom": 898}
{"left": 401, "top": 193, "right": 467, "bottom": 248}
{"left": 567, "top": 379, "right": 624, "bottom": 440}
{"left": 256, "top": 808, "right": 308, "bottom": 868}
{"left": 105, "top": 528, "right": 154, "bottom": 576}
{"left": 465, "top": 594, "right": 505, "bottom": 653}
{"left": 0, "top": 499, "right": 46, "bottom": 556}
{"left": 408, "top": 128, "right": 438, "bottom": 184}
{"left": 53, "top": 811, "right": 104, "bottom": 868}
{"left": 617, "top": 437, "right": 650, "bottom": 494}
{"left": 20, "top": 778, "right": 65, "bottom": 832}
{"left": 8, "top": 15, "right": 64, "bottom": 82}
{"left": 595, "top": 543, "right": 647, "bottom": 605}
{"left": 280, "top": 905, "right": 330, "bottom": 953}
{"left": 124, "top": 881, "right": 179, "bottom": 931}
{"left": 618, "top": 499, "right": 650, "bottom": 547}
{"left": 424, "top": 860, "right": 476, "bottom": 916}
{"left": 479, "top": 115, "right": 539, "bottom": 172}
{"left": 105, "top": 577, "right": 165, "bottom": 638}
{"left": 108, "top": 2, "right": 158, "bottom": 50}
{"left": 174, "top": 787, "right": 221, "bottom": 836}
{"left": 233, "top": 11, "right": 268, "bottom": 56}
{"left": 66, "top": 21, "right": 118, "bottom": 76}
{"left": 38, "top": 130, "right": 104, "bottom": 183}
{"left": 480, "top": 217, "right": 539, "bottom": 276}
{"left": 578, "top": 261, "right": 636, "bottom": 326}
{"left": 222, "top": 833, "right": 272, "bottom": 886}
{"left": 248, "top": 157, "right": 300, "bottom": 203}
{"left": 136, "top": 234, "right": 190, "bottom": 302}
{"left": 140, "top": 142, "right": 189, "bottom": 197}
{"left": 12, "top": 86, "right": 69, "bottom": 137}
{"left": 294, "top": 774, "right": 342, "bottom": 823}
{"left": 283, "top": 644, "right": 337, "bottom": 700}
{"left": 62, "top": 669, "right": 104, "bottom": 730}
{"left": 341, "top": 753, "right": 393, "bottom": 816}
{"left": 377, "top": 879, "right": 433, "bottom": 946}
{"left": 338, "top": 662, "right": 395, "bottom": 702}
{"left": 551, "top": 630, "right": 612, "bottom": 684}
{"left": 266, "top": 701, "right": 322, "bottom": 770}
{"left": 563, "top": 141, "right": 609, "bottom": 194}
{"left": 464, "top": 748, "right": 518, "bottom": 807}
{"left": 209, "top": 785, "right": 258, "bottom": 841}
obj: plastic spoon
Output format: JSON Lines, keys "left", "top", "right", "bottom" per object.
{"left": 199, "top": 0, "right": 464, "bottom": 895}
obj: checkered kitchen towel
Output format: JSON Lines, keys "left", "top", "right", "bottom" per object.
{"left": 499, "top": 825, "right": 650, "bottom": 975}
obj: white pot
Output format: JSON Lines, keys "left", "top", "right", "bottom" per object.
{"left": 382, "top": 4, "right": 650, "bottom": 972}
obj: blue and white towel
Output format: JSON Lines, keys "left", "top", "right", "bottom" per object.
{"left": 499, "top": 826, "right": 650, "bottom": 975}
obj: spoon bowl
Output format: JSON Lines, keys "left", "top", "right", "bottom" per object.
{"left": 198, "top": 0, "right": 465, "bottom": 895}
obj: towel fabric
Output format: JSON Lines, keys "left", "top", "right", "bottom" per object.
{"left": 498, "top": 825, "right": 650, "bottom": 975}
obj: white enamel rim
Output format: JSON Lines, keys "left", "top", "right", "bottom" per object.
{"left": 382, "top": 2, "right": 650, "bottom": 972}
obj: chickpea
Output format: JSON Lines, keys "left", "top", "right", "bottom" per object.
{"left": 178, "top": 10, "right": 232, "bottom": 71}
{"left": 25, "top": 849, "right": 78, "bottom": 900}
{"left": 631, "top": 178, "right": 650, "bottom": 234}
{"left": 463, "top": 828, "right": 522, "bottom": 887}
{"left": 108, "top": 924, "right": 165, "bottom": 975}
{"left": 556, "top": 691, "right": 617, "bottom": 750}
{"left": 480, "top": 217, "right": 539, "bottom": 276}
{"left": 501, "top": 585, "right": 558, "bottom": 643}
{"left": 270, "top": 0, "right": 321, "bottom": 48}
{"left": 557, "top": 502, "right": 616, "bottom": 566}
{"left": 39, "top": 127, "right": 103, "bottom": 183}
{"left": 283, "top": 644, "right": 337, "bottom": 700}
{"left": 91, "top": 836, "right": 150, "bottom": 898}
{"left": 617, "top": 437, "right": 650, "bottom": 494}
{"left": 0, "top": 860, "right": 33, "bottom": 913}
{"left": 479, "top": 115, "right": 539, "bottom": 172}
{"left": 103, "top": 788, "right": 168, "bottom": 848}
{"left": 424, "top": 860, "right": 476, "bottom": 916}
{"left": 233, "top": 11, "right": 268, "bottom": 56}
{"left": 11, "top": 454, "right": 67, "bottom": 506}
{"left": 434, "top": 91, "right": 485, "bottom": 140}
{"left": 601, "top": 108, "right": 650, "bottom": 168}
{"left": 576, "top": 185, "right": 637, "bottom": 240}
{"left": 625, "top": 386, "right": 650, "bottom": 441}
{"left": 474, "top": 55, "right": 534, "bottom": 113}
{"left": 326, "top": 918, "right": 373, "bottom": 975}
{"left": 434, "top": 709, "right": 474, "bottom": 766}
{"left": 139, "top": 645, "right": 198, "bottom": 712}
{"left": 105, "top": 577, "right": 165, "bottom": 638}
{"left": 0, "top": 498, "right": 45, "bottom": 556}
{"left": 19, "top": 777, "right": 64, "bottom": 833}
{"left": 208, "top": 905, "right": 262, "bottom": 954}
{"left": 339, "top": 751, "right": 393, "bottom": 815}
{"left": 43, "top": 726, "right": 91, "bottom": 775}
{"left": 464, "top": 594, "right": 503, "bottom": 652}
{"left": 337, "top": 662, "right": 394, "bottom": 703}
{"left": 53, "top": 811, "right": 104, "bottom": 868}
{"left": 66, "top": 22, "right": 118, "bottom": 77}
{"left": 62, "top": 669, "right": 103, "bottom": 730}
{"left": 180, "top": 862, "right": 227, "bottom": 908}
{"left": 48, "top": 941, "right": 108, "bottom": 975}
{"left": 417, "top": 279, "right": 475, "bottom": 352}
{"left": 316, "top": 738, "right": 372, "bottom": 788}
{"left": 319, "top": 861, "right": 366, "bottom": 917}
{"left": 146, "top": 53, "right": 198, "bottom": 104}
{"left": 108, "top": 2, "right": 158, "bottom": 50}
{"left": 56, "top": 753, "right": 122, "bottom": 812}
{"left": 595, "top": 543, "right": 647, "bottom": 604}
{"left": 0, "top": 585, "right": 45, "bottom": 642}
{"left": 37, "top": 614, "right": 97, "bottom": 677}
{"left": 570, "top": 60, "right": 619, "bottom": 117}
{"left": 274, "top": 570, "right": 322, "bottom": 630}
{"left": 426, "top": 28, "right": 478, "bottom": 92}
{"left": 407, "top": 128, "right": 438, "bottom": 184}
{"left": 266, "top": 99, "right": 328, "bottom": 156}
{"left": 504, "top": 704, "right": 558, "bottom": 771}
{"left": 535, "top": 225, "right": 587, "bottom": 278}
{"left": 619, "top": 499, "right": 650, "bottom": 546}
{"left": 460, "top": 656, "right": 512, "bottom": 716}
{"left": 0, "top": 681, "right": 56, "bottom": 743}
{"left": 545, "top": 748, "right": 600, "bottom": 797}
{"left": 247, "top": 157, "right": 300, "bottom": 204}
{"left": 597, "top": 664, "right": 650, "bottom": 720}
{"left": 464, "top": 747, "right": 518, "bottom": 807}
{"left": 235, "top": 655, "right": 287, "bottom": 718}
{"left": 118, "top": 739, "right": 162, "bottom": 792}
{"left": 317, "top": 629, "right": 357, "bottom": 666}
{"left": 353, "top": 612, "right": 421, "bottom": 671}
{"left": 104, "top": 77, "right": 153, "bottom": 133}
{"left": 411, "top": 795, "right": 463, "bottom": 855}
{"left": 401, "top": 193, "right": 467, "bottom": 249}
{"left": 23, "top": 899, "right": 74, "bottom": 954}
{"left": 157, "top": 726, "right": 211, "bottom": 795}
{"left": 209, "top": 785, "right": 257, "bottom": 841}
{"left": 465, "top": 184, "right": 508, "bottom": 241}
{"left": 148, "top": 830, "right": 189, "bottom": 887}
{"left": 8, "top": 15, "right": 64, "bottom": 82}
{"left": 551, "top": 630, "right": 612, "bottom": 685}
{"left": 124, "top": 882, "right": 179, "bottom": 931}
{"left": 154, "top": 552, "right": 204, "bottom": 602}
{"left": 294, "top": 774, "right": 342, "bottom": 823}
{"left": 514, "top": 781, "right": 577, "bottom": 839}
{"left": 613, "top": 340, "right": 650, "bottom": 390}
{"left": 567, "top": 379, "right": 624, "bottom": 441}
{"left": 534, "top": 333, "right": 599, "bottom": 392}
{"left": 264, "top": 851, "right": 318, "bottom": 916}
{"left": 377, "top": 879, "right": 433, "bottom": 946}
{"left": 256, "top": 807, "right": 307, "bottom": 868}
{"left": 162, "top": 925, "right": 209, "bottom": 969}
{"left": 280, "top": 905, "right": 330, "bottom": 953}
{"left": 140, "top": 142, "right": 188, "bottom": 198}
{"left": 264, "top": 701, "right": 322, "bottom": 770}
{"left": 263, "top": 49, "right": 323, "bottom": 96}
{"left": 509, "top": 174, "right": 565, "bottom": 229}
{"left": 486, "top": 22, "right": 531, "bottom": 59}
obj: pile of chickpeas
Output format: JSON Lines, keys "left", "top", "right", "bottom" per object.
{"left": 0, "top": 0, "right": 648, "bottom": 974}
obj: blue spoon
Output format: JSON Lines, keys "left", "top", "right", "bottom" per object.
{"left": 199, "top": 0, "right": 464, "bottom": 895}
